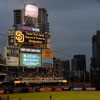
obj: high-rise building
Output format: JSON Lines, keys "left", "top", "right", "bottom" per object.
{"left": 71, "top": 55, "right": 86, "bottom": 83}
{"left": 13, "top": 9, "right": 23, "bottom": 26}
{"left": 62, "top": 60, "right": 70, "bottom": 82}
{"left": 53, "top": 58, "right": 63, "bottom": 77}
{"left": 38, "top": 8, "right": 49, "bottom": 33}
{"left": 90, "top": 30, "right": 100, "bottom": 88}
{"left": 92, "top": 30, "right": 100, "bottom": 58}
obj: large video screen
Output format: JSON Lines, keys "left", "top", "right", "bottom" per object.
{"left": 21, "top": 53, "right": 41, "bottom": 67}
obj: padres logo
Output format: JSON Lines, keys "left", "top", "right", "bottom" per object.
{"left": 16, "top": 31, "right": 24, "bottom": 42}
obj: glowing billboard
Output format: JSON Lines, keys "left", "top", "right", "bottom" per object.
{"left": 21, "top": 53, "right": 41, "bottom": 67}
{"left": 25, "top": 4, "right": 38, "bottom": 18}
{"left": 43, "top": 59, "right": 53, "bottom": 66}
{"left": 15, "top": 31, "right": 46, "bottom": 46}
{"left": 42, "top": 49, "right": 53, "bottom": 59}
{"left": 19, "top": 25, "right": 40, "bottom": 32}
{"left": 42, "top": 49, "right": 53, "bottom": 67}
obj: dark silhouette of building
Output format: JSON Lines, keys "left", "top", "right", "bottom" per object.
{"left": 62, "top": 60, "right": 70, "bottom": 82}
{"left": 71, "top": 55, "right": 86, "bottom": 83}
{"left": 90, "top": 30, "right": 100, "bottom": 88}
{"left": 53, "top": 58, "right": 63, "bottom": 78}
{"left": 38, "top": 8, "right": 49, "bottom": 33}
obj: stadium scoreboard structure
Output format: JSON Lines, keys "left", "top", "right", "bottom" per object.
{"left": 5, "top": 3, "right": 53, "bottom": 68}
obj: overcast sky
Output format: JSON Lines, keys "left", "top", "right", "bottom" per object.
{"left": 0, "top": 0, "right": 100, "bottom": 70}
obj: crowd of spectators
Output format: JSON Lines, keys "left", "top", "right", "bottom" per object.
{"left": 0, "top": 67, "right": 63, "bottom": 81}
{"left": 7, "top": 68, "right": 54, "bottom": 81}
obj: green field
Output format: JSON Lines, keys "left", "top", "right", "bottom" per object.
{"left": 1, "top": 91, "right": 100, "bottom": 100}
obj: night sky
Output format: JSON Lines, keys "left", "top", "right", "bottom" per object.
{"left": 0, "top": 0, "right": 100, "bottom": 70}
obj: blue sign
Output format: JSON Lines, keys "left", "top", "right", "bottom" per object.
{"left": 21, "top": 53, "right": 41, "bottom": 67}
{"left": 43, "top": 59, "right": 53, "bottom": 66}
{"left": 19, "top": 25, "right": 40, "bottom": 32}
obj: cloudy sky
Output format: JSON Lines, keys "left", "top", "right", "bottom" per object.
{"left": 0, "top": 0, "right": 100, "bottom": 69}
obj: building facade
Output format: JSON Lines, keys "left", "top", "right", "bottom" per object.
{"left": 62, "top": 60, "right": 70, "bottom": 82}
{"left": 90, "top": 30, "right": 100, "bottom": 88}
{"left": 53, "top": 58, "right": 63, "bottom": 78}
{"left": 71, "top": 55, "right": 86, "bottom": 83}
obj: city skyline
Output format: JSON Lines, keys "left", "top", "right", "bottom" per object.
{"left": 0, "top": 0, "right": 100, "bottom": 70}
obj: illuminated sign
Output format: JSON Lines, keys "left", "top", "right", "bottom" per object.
{"left": 21, "top": 53, "right": 41, "bottom": 67}
{"left": 34, "top": 44, "right": 47, "bottom": 49}
{"left": 42, "top": 49, "right": 53, "bottom": 59}
{"left": 15, "top": 31, "right": 46, "bottom": 46}
{"left": 43, "top": 59, "right": 53, "bottom": 66}
{"left": 25, "top": 3, "right": 38, "bottom": 18}
{"left": 21, "top": 48, "right": 41, "bottom": 53}
{"left": 16, "top": 31, "right": 24, "bottom": 43}
{"left": 19, "top": 25, "right": 40, "bottom": 32}
{"left": 42, "top": 49, "right": 53, "bottom": 67}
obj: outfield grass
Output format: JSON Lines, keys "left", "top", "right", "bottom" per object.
{"left": 1, "top": 91, "right": 100, "bottom": 100}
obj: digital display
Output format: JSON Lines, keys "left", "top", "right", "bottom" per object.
{"left": 43, "top": 59, "right": 53, "bottom": 66}
{"left": 21, "top": 53, "right": 41, "bottom": 67}
{"left": 15, "top": 31, "right": 46, "bottom": 46}
{"left": 19, "top": 25, "right": 40, "bottom": 32}
{"left": 25, "top": 4, "right": 38, "bottom": 18}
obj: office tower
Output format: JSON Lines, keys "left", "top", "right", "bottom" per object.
{"left": 92, "top": 30, "right": 100, "bottom": 58}
{"left": 90, "top": 30, "right": 100, "bottom": 87}
{"left": 71, "top": 55, "right": 86, "bottom": 83}
{"left": 62, "top": 60, "right": 70, "bottom": 82}
{"left": 38, "top": 8, "right": 49, "bottom": 33}
{"left": 53, "top": 58, "right": 63, "bottom": 77}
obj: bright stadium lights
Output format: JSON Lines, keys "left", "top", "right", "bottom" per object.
{"left": 25, "top": 4, "right": 38, "bottom": 18}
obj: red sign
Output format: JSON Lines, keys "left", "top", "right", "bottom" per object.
{"left": 0, "top": 90, "right": 4, "bottom": 94}
{"left": 55, "top": 88, "right": 62, "bottom": 92}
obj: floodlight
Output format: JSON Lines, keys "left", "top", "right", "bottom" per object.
{"left": 25, "top": 4, "right": 38, "bottom": 18}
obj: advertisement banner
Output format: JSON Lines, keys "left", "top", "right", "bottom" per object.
{"left": 40, "top": 88, "right": 51, "bottom": 92}
{"left": 7, "top": 57, "right": 19, "bottom": 66}
{"left": 19, "top": 25, "right": 40, "bottom": 32}
{"left": 86, "top": 88, "right": 96, "bottom": 91}
{"left": 55, "top": 88, "right": 62, "bottom": 92}
{"left": 5, "top": 47, "right": 19, "bottom": 66}
{"left": 42, "top": 49, "right": 53, "bottom": 59}
{"left": 21, "top": 53, "right": 41, "bottom": 67}
{"left": 42, "top": 49, "right": 53, "bottom": 67}
{"left": 0, "top": 90, "right": 4, "bottom": 94}
{"left": 43, "top": 59, "right": 53, "bottom": 66}
{"left": 72, "top": 88, "right": 83, "bottom": 91}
